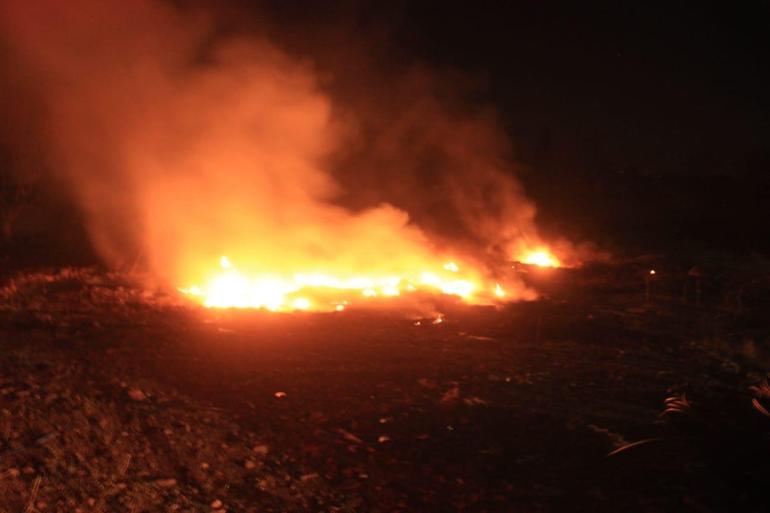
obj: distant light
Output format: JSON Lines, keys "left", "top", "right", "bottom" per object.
{"left": 649, "top": 269, "right": 656, "bottom": 275}
{"left": 292, "top": 298, "right": 311, "bottom": 310}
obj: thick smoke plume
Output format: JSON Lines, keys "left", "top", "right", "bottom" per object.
{"left": 0, "top": 0, "right": 551, "bottom": 296}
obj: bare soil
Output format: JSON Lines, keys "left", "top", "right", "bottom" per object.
{"left": 0, "top": 257, "right": 769, "bottom": 512}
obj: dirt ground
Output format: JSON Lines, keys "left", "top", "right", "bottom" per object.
{"left": 0, "top": 256, "right": 769, "bottom": 512}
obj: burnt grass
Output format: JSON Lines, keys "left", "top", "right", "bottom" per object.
{"left": 1, "top": 256, "right": 770, "bottom": 512}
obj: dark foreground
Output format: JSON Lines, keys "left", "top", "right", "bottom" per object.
{"left": 1, "top": 256, "right": 769, "bottom": 512}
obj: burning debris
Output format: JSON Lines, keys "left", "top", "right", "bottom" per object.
{"left": 174, "top": 249, "right": 563, "bottom": 312}
{"left": 0, "top": 0, "right": 568, "bottom": 312}
{"left": 520, "top": 250, "right": 561, "bottom": 268}
{"left": 178, "top": 254, "right": 542, "bottom": 311}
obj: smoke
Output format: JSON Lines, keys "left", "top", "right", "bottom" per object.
{"left": 328, "top": 68, "right": 541, "bottom": 259}
{"left": 0, "top": 0, "right": 552, "bottom": 293}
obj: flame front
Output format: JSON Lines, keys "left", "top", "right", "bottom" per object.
{"left": 179, "top": 240, "right": 564, "bottom": 311}
{"left": 520, "top": 249, "right": 560, "bottom": 268}
{"left": 180, "top": 255, "right": 511, "bottom": 311}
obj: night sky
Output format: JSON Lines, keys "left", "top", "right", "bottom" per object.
{"left": 247, "top": 1, "right": 770, "bottom": 251}
{"left": 256, "top": 1, "right": 770, "bottom": 178}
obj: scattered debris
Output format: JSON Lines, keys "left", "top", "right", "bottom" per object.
{"left": 336, "top": 429, "right": 364, "bottom": 445}
{"left": 463, "top": 396, "right": 489, "bottom": 406}
{"left": 127, "top": 387, "right": 147, "bottom": 401}
{"left": 440, "top": 385, "right": 460, "bottom": 405}
{"left": 1, "top": 260, "right": 768, "bottom": 512}
{"left": 153, "top": 478, "right": 178, "bottom": 489}
{"left": 587, "top": 424, "right": 629, "bottom": 448}
{"left": 252, "top": 444, "right": 269, "bottom": 455}
{"left": 24, "top": 476, "right": 41, "bottom": 513}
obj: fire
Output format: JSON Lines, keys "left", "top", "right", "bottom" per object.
{"left": 180, "top": 256, "right": 514, "bottom": 311}
{"left": 443, "top": 262, "right": 459, "bottom": 272}
{"left": 520, "top": 249, "right": 560, "bottom": 268}
{"left": 0, "top": 0, "right": 567, "bottom": 318}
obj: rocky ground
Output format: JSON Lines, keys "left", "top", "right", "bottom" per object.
{"left": 0, "top": 256, "right": 769, "bottom": 512}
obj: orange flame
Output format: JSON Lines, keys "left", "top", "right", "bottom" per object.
{"left": 519, "top": 249, "right": 560, "bottom": 268}
{"left": 0, "top": 0, "right": 565, "bottom": 312}
{"left": 180, "top": 255, "right": 522, "bottom": 311}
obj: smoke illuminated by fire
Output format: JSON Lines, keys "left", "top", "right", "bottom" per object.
{"left": 0, "top": 0, "right": 567, "bottom": 312}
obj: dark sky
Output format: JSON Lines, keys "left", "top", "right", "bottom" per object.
{"left": 236, "top": 0, "right": 770, "bottom": 251}
{"left": 3, "top": 0, "right": 768, "bottom": 257}
{"left": 254, "top": 0, "right": 770, "bottom": 178}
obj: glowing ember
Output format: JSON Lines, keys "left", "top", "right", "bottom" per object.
{"left": 443, "top": 262, "right": 459, "bottom": 272}
{"left": 520, "top": 250, "right": 560, "bottom": 268}
{"left": 180, "top": 255, "right": 517, "bottom": 311}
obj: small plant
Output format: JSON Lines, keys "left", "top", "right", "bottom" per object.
{"left": 609, "top": 377, "right": 770, "bottom": 458}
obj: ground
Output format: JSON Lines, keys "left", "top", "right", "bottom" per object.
{"left": 0, "top": 256, "right": 769, "bottom": 512}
